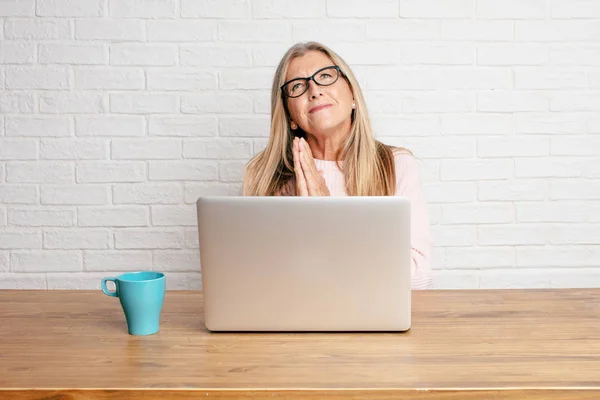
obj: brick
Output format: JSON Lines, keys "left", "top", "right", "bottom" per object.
{"left": 218, "top": 21, "right": 291, "bottom": 42}
{"left": 219, "top": 69, "right": 272, "bottom": 90}
{"left": 294, "top": 22, "right": 367, "bottom": 43}
{"left": 108, "top": 0, "right": 175, "bottom": 17}
{"left": 477, "top": 91, "right": 549, "bottom": 112}
{"left": 514, "top": 68, "right": 587, "bottom": 90}
{"left": 367, "top": 68, "right": 438, "bottom": 90}
{"left": 477, "top": 45, "right": 547, "bottom": 66}
{"left": 44, "top": 229, "right": 110, "bottom": 249}
{"left": 515, "top": 113, "right": 586, "bottom": 134}
{"left": 75, "top": 20, "right": 144, "bottom": 41}
{"left": 79, "top": 206, "right": 149, "bottom": 227}
{"left": 75, "top": 68, "right": 144, "bottom": 90}
{"left": 39, "top": 44, "right": 106, "bottom": 65}
{"left": 149, "top": 116, "right": 217, "bottom": 137}
{"left": 585, "top": 159, "right": 600, "bottom": 179}
{"left": 181, "top": 0, "right": 250, "bottom": 18}
{"left": 47, "top": 272, "right": 117, "bottom": 290}
{"left": 37, "top": 0, "right": 103, "bottom": 16}
{"left": 39, "top": 92, "right": 103, "bottom": 114}
{"left": 219, "top": 161, "right": 246, "bottom": 182}
{"left": 0, "top": 139, "right": 37, "bottom": 160}
{"left": 401, "top": 0, "right": 474, "bottom": 18}
{"left": 0, "top": 252, "right": 7, "bottom": 272}
{"left": 4, "top": 19, "right": 70, "bottom": 39}
{"left": 76, "top": 162, "right": 145, "bottom": 183}
{"left": 0, "top": 185, "right": 38, "bottom": 204}
{"left": 442, "top": 203, "right": 514, "bottom": 224}
{"left": 372, "top": 116, "right": 440, "bottom": 136}
{"left": 0, "top": 274, "right": 46, "bottom": 289}
{"left": 551, "top": 179, "right": 600, "bottom": 200}
{"left": 550, "top": 47, "right": 600, "bottom": 66}
{"left": 515, "top": 157, "right": 586, "bottom": 178}
{"left": 11, "top": 250, "right": 82, "bottom": 272}
{"left": 441, "top": 20, "right": 513, "bottom": 42}
{"left": 8, "top": 208, "right": 75, "bottom": 227}
{"left": 0, "top": 0, "right": 35, "bottom": 16}
{"left": 41, "top": 185, "right": 109, "bottom": 205}
{"left": 431, "top": 270, "right": 478, "bottom": 289}
{"left": 441, "top": 159, "right": 512, "bottom": 181}
{"left": 147, "top": 20, "right": 216, "bottom": 42}
{"left": 328, "top": 0, "right": 397, "bottom": 17}
{"left": 0, "top": 230, "right": 42, "bottom": 249}
{"left": 431, "top": 226, "right": 477, "bottom": 247}
{"left": 0, "top": 41, "right": 35, "bottom": 64}
{"left": 185, "top": 229, "right": 199, "bottom": 249}
{"left": 180, "top": 45, "right": 251, "bottom": 67}
{"left": 552, "top": 0, "right": 600, "bottom": 18}
{"left": 6, "top": 66, "right": 69, "bottom": 90}
{"left": 149, "top": 161, "right": 218, "bottom": 181}
{"left": 479, "top": 269, "right": 553, "bottom": 289}
{"left": 147, "top": 70, "right": 216, "bottom": 91}
{"left": 515, "top": 21, "right": 600, "bottom": 42}
{"left": 84, "top": 250, "right": 152, "bottom": 271}
{"left": 589, "top": 70, "right": 600, "bottom": 88}
{"left": 550, "top": 93, "right": 600, "bottom": 112}
{"left": 111, "top": 44, "right": 177, "bottom": 66}
{"left": 184, "top": 183, "right": 241, "bottom": 203}
{"left": 6, "top": 162, "right": 73, "bottom": 183}
{"left": 551, "top": 136, "right": 600, "bottom": 156}
{"left": 181, "top": 93, "right": 253, "bottom": 114}
{"left": 253, "top": 0, "right": 325, "bottom": 18}
{"left": 549, "top": 225, "right": 600, "bottom": 245}
{"left": 517, "top": 245, "right": 600, "bottom": 268}
{"left": 0, "top": 92, "right": 35, "bottom": 113}
{"left": 76, "top": 116, "right": 145, "bottom": 137}
{"left": 111, "top": 139, "right": 181, "bottom": 160}
{"left": 479, "top": 180, "right": 549, "bottom": 201}
{"left": 478, "top": 225, "right": 547, "bottom": 246}
{"left": 423, "top": 182, "right": 476, "bottom": 203}
{"left": 253, "top": 139, "right": 269, "bottom": 153}
{"left": 441, "top": 114, "right": 512, "bottom": 135}
{"left": 110, "top": 93, "right": 178, "bottom": 114}
{"left": 113, "top": 183, "right": 183, "bottom": 205}
{"left": 478, "top": 136, "right": 550, "bottom": 158}
{"left": 517, "top": 201, "right": 600, "bottom": 223}
{"left": 403, "top": 92, "right": 471, "bottom": 114}
{"left": 328, "top": 42, "right": 401, "bottom": 66}
{"left": 183, "top": 139, "right": 253, "bottom": 159}
{"left": 366, "top": 20, "right": 439, "bottom": 41}
{"left": 114, "top": 229, "right": 184, "bottom": 249}
{"left": 0, "top": 208, "right": 6, "bottom": 227}
{"left": 154, "top": 250, "right": 200, "bottom": 272}
{"left": 402, "top": 45, "right": 473, "bottom": 65}
{"left": 219, "top": 117, "right": 270, "bottom": 137}
{"left": 445, "top": 247, "right": 514, "bottom": 269}
{"left": 162, "top": 272, "right": 202, "bottom": 290}
{"left": 383, "top": 136, "right": 475, "bottom": 159}
{"left": 477, "top": 0, "right": 547, "bottom": 19}
{"left": 151, "top": 205, "right": 196, "bottom": 226}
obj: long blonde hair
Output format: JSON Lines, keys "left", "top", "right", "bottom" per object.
{"left": 242, "top": 41, "right": 409, "bottom": 196}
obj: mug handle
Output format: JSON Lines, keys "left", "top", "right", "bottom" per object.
{"left": 101, "top": 278, "right": 118, "bottom": 297}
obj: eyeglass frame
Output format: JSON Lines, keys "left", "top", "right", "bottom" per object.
{"left": 280, "top": 65, "right": 345, "bottom": 98}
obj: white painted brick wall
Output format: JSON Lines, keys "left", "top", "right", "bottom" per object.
{"left": 1, "top": 0, "right": 599, "bottom": 290}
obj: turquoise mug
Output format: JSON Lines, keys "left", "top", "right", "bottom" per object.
{"left": 101, "top": 271, "right": 166, "bottom": 336}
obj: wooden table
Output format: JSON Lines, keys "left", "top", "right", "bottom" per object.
{"left": 0, "top": 289, "right": 599, "bottom": 399}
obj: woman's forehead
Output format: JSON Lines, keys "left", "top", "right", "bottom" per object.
{"left": 286, "top": 51, "right": 334, "bottom": 81}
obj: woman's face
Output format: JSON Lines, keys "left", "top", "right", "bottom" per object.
{"left": 283, "top": 51, "right": 354, "bottom": 137}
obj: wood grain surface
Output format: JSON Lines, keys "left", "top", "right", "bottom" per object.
{"left": 1, "top": 288, "right": 599, "bottom": 399}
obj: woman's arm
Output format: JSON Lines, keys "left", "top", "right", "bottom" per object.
{"left": 394, "top": 152, "right": 433, "bottom": 290}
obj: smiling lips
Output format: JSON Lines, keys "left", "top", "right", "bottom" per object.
{"left": 309, "top": 103, "right": 332, "bottom": 113}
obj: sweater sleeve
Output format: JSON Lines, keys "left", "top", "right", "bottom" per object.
{"left": 393, "top": 152, "right": 433, "bottom": 290}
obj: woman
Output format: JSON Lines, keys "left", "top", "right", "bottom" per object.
{"left": 242, "top": 41, "right": 433, "bottom": 290}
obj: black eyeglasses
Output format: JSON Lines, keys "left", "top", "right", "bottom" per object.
{"left": 281, "top": 66, "right": 343, "bottom": 98}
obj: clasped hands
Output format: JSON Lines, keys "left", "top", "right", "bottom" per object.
{"left": 292, "top": 137, "right": 330, "bottom": 196}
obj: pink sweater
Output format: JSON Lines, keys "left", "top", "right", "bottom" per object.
{"left": 307, "top": 152, "right": 433, "bottom": 290}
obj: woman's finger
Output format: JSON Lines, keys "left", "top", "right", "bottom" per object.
{"left": 293, "top": 138, "right": 309, "bottom": 196}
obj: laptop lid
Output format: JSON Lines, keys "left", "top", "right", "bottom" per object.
{"left": 196, "top": 196, "right": 412, "bottom": 332}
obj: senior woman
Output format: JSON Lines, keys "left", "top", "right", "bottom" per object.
{"left": 242, "top": 41, "right": 433, "bottom": 290}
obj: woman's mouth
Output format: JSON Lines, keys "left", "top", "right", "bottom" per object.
{"left": 309, "top": 104, "right": 332, "bottom": 113}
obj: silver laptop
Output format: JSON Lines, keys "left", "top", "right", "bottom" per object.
{"left": 196, "top": 196, "right": 412, "bottom": 332}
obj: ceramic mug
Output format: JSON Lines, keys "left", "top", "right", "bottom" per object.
{"left": 101, "top": 271, "right": 166, "bottom": 336}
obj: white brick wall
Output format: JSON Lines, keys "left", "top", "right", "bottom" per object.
{"left": 1, "top": 0, "right": 599, "bottom": 290}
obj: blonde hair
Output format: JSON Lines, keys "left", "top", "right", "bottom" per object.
{"left": 242, "top": 41, "right": 410, "bottom": 196}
